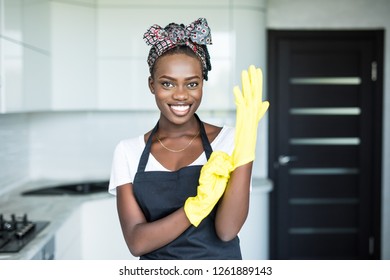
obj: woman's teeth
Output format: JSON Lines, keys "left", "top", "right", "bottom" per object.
{"left": 170, "top": 105, "right": 190, "bottom": 112}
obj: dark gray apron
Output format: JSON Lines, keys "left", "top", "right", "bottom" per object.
{"left": 132, "top": 114, "right": 241, "bottom": 260}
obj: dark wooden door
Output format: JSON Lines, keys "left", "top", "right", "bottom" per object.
{"left": 267, "top": 30, "right": 383, "bottom": 259}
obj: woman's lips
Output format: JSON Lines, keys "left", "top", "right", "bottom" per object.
{"left": 169, "top": 104, "right": 191, "bottom": 116}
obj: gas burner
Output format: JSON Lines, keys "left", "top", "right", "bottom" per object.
{"left": 0, "top": 214, "right": 49, "bottom": 253}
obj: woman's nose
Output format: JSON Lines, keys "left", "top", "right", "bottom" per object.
{"left": 172, "top": 86, "right": 189, "bottom": 100}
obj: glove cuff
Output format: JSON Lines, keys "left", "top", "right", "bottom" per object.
{"left": 184, "top": 197, "right": 204, "bottom": 227}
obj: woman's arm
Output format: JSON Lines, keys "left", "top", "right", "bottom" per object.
{"left": 116, "top": 183, "right": 191, "bottom": 256}
{"left": 214, "top": 162, "right": 252, "bottom": 241}
{"left": 214, "top": 65, "right": 269, "bottom": 241}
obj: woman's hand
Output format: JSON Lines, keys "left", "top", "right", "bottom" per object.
{"left": 184, "top": 151, "right": 233, "bottom": 227}
{"left": 232, "top": 65, "right": 269, "bottom": 169}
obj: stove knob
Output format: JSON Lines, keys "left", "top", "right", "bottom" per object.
{"left": 23, "top": 214, "right": 28, "bottom": 225}
{"left": 11, "top": 214, "right": 17, "bottom": 229}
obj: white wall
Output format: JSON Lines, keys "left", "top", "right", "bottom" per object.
{"left": 28, "top": 111, "right": 160, "bottom": 181}
{"left": 0, "top": 114, "right": 29, "bottom": 195}
{"left": 267, "top": 0, "right": 390, "bottom": 260}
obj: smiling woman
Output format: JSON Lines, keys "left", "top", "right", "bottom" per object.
{"left": 149, "top": 52, "right": 204, "bottom": 123}
{"left": 107, "top": 18, "right": 268, "bottom": 260}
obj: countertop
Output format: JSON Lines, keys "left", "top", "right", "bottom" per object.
{"left": 0, "top": 179, "right": 112, "bottom": 260}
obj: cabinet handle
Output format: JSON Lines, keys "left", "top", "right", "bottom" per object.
{"left": 278, "top": 155, "right": 298, "bottom": 166}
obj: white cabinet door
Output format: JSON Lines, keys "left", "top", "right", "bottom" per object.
{"left": 50, "top": 2, "right": 97, "bottom": 110}
{"left": 80, "top": 197, "right": 136, "bottom": 260}
{"left": 55, "top": 197, "right": 136, "bottom": 260}
{"left": 55, "top": 208, "right": 82, "bottom": 260}
{"left": 0, "top": 1, "right": 97, "bottom": 113}
{"left": 0, "top": 0, "right": 51, "bottom": 113}
{"left": 0, "top": 38, "right": 23, "bottom": 112}
{"left": 1, "top": 0, "right": 25, "bottom": 112}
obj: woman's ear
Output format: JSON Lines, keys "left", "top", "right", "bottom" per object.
{"left": 148, "top": 76, "right": 155, "bottom": 94}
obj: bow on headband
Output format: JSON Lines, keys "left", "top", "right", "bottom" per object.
{"left": 143, "top": 18, "right": 212, "bottom": 80}
{"left": 143, "top": 18, "right": 212, "bottom": 56}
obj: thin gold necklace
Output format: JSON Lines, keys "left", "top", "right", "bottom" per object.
{"left": 156, "top": 130, "right": 200, "bottom": 153}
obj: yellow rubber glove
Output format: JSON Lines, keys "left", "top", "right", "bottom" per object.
{"left": 232, "top": 65, "right": 269, "bottom": 169}
{"left": 184, "top": 151, "right": 233, "bottom": 227}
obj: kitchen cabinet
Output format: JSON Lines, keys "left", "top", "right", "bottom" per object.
{"left": 0, "top": 0, "right": 96, "bottom": 113}
{"left": 80, "top": 198, "right": 136, "bottom": 259}
{"left": 0, "top": 0, "right": 51, "bottom": 112}
{"left": 54, "top": 207, "right": 82, "bottom": 259}
{"left": 50, "top": 1, "right": 97, "bottom": 111}
{"left": 239, "top": 178, "right": 273, "bottom": 260}
{"left": 54, "top": 197, "right": 135, "bottom": 260}
{"left": 31, "top": 237, "right": 55, "bottom": 260}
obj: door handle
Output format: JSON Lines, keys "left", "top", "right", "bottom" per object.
{"left": 278, "top": 155, "right": 298, "bottom": 166}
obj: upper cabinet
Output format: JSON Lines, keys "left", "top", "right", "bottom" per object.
{"left": 0, "top": 0, "right": 96, "bottom": 113}
{"left": 0, "top": 0, "right": 266, "bottom": 112}
{"left": 0, "top": 0, "right": 51, "bottom": 112}
{"left": 50, "top": 1, "right": 97, "bottom": 110}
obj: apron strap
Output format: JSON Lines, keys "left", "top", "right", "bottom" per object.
{"left": 196, "top": 114, "right": 213, "bottom": 159}
{"left": 137, "top": 114, "right": 213, "bottom": 173}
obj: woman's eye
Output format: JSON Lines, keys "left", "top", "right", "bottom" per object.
{"left": 187, "top": 82, "right": 198, "bottom": 88}
{"left": 162, "top": 81, "right": 174, "bottom": 88}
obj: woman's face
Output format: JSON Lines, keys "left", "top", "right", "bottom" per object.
{"left": 149, "top": 53, "right": 204, "bottom": 126}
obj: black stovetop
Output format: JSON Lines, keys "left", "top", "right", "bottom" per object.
{"left": 0, "top": 214, "right": 49, "bottom": 253}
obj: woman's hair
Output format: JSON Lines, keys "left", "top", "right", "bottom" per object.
{"left": 143, "top": 18, "right": 212, "bottom": 80}
{"left": 150, "top": 45, "right": 205, "bottom": 78}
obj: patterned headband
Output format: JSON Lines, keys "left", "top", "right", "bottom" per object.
{"left": 143, "top": 18, "right": 212, "bottom": 80}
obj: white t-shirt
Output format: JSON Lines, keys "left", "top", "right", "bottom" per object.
{"left": 108, "top": 125, "right": 235, "bottom": 195}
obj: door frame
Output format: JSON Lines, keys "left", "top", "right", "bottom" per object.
{"left": 267, "top": 30, "right": 384, "bottom": 259}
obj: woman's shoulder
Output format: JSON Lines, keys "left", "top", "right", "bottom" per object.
{"left": 203, "top": 122, "right": 223, "bottom": 142}
{"left": 204, "top": 122, "right": 234, "bottom": 136}
{"left": 115, "top": 134, "right": 145, "bottom": 155}
{"left": 203, "top": 122, "right": 235, "bottom": 152}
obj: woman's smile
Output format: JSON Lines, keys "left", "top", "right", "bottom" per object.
{"left": 169, "top": 104, "right": 191, "bottom": 116}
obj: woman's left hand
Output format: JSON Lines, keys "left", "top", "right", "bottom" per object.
{"left": 232, "top": 65, "right": 269, "bottom": 169}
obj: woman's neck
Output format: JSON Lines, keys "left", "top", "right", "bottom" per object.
{"left": 157, "top": 114, "right": 199, "bottom": 137}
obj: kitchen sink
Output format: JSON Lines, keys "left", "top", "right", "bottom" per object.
{"left": 21, "top": 180, "right": 109, "bottom": 196}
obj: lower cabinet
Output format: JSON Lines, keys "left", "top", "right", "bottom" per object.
{"left": 54, "top": 197, "right": 136, "bottom": 260}
{"left": 54, "top": 207, "right": 82, "bottom": 259}
{"left": 239, "top": 178, "right": 273, "bottom": 260}
{"left": 80, "top": 197, "right": 136, "bottom": 260}
{"left": 31, "top": 237, "right": 55, "bottom": 260}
